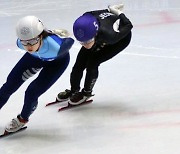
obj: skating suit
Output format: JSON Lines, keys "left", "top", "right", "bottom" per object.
{"left": 70, "top": 9, "right": 133, "bottom": 92}
{"left": 0, "top": 34, "right": 74, "bottom": 120}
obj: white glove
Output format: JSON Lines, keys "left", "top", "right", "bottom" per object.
{"left": 52, "top": 29, "right": 70, "bottom": 37}
{"left": 108, "top": 4, "right": 124, "bottom": 16}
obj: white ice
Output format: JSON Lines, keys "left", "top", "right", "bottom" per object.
{"left": 0, "top": 0, "right": 180, "bottom": 154}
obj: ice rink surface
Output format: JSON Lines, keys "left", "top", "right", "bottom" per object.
{"left": 0, "top": 0, "right": 180, "bottom": 154}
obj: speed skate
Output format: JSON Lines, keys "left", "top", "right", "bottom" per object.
{"left": 45, "top": 99, "right": 93, "bottom": 111}
{"left": 0, "top": 126, "right": 27, "bottom": 138}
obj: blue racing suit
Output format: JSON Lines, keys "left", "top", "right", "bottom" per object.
{"left": 0, "top": 34, "right": 74, "bottom": 120}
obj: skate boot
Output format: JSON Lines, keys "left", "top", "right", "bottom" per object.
{"left": 69, "top": 89, "right": 94, "bottom": 105}
{"left": 5, "top": 115, "right": 28, "bottom": 133}
{"left": 56, "top": 89, "right": 72, "bottom": 101}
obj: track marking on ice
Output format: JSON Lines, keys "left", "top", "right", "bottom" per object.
{"left": 122, "top": 52, "right": 180, "bottom": 59}
{"left": 0, "top": 2, "right": 59, "bottom": 16}
{"left": 119, "top": 122, "right": 180, "bottom": 129}
{"left": 73, "top": 45, "right": 180, "bottom": 59}
{"left": 135, "top": 109, "right": 180, "bottom": 116}
{"left": 136, "top": 11, "right": 180, "bottom": 27}
{"left": 119, "top": 108, "right": 180, "bottom": 129}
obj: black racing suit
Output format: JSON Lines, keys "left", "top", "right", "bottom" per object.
{"left": 70, "top": 9, "right": 133, "bottom": 93}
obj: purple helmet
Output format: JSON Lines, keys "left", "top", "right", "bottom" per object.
{"left": 73, "top": 13, "right": 99, "bottom": 42}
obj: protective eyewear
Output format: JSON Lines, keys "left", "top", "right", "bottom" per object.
{"left": 20, "top": 37, "right": 40, "bottom": 46}
{"left": 79, "top": 38, "right": 95, "bottom": 45}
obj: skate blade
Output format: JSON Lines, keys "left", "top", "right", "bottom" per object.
{"left": 0, "top": 126, "right": 27, "bottom": 138}
{"left": 45, "top": 100, "right": 67, "bottom": 107}
{"left": 58, "top": 99, "right": 93, "bottom": 112}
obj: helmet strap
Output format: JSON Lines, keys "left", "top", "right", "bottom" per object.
{"left": 35, "top": 36, "right": 42, "bottom": 52}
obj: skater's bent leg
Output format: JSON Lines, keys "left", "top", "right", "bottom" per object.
{"left": 82, "top": 33, "right": 132, "bottom": 93}
{"left": 70, "top": 47, "right": 88, "bottom": 92}
{"left": 70, "top": 65, "right": 86, "bottom": 92}
{"left": 0, "top": 53, "right": 43, "bottom": 110}
{"left": 0, "top": 80, "right": 24, "bottom": 109}
{"left": 21, "top": 85, "right": 39, "bottom": 121}
{"left": 0, "top": 64, "right": 28, "bottom": 109}
{"left": 84, "top": 67, "right": 99, "bottom": 92}
{"left": 21, "top": 56, "right": 70, "bottom": 120}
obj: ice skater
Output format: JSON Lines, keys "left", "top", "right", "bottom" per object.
{"left": 0, "top": 16, "right": 74, "bottom": 133}
{"left": 56, "top": 4, "right": 133, "bottom": 105}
